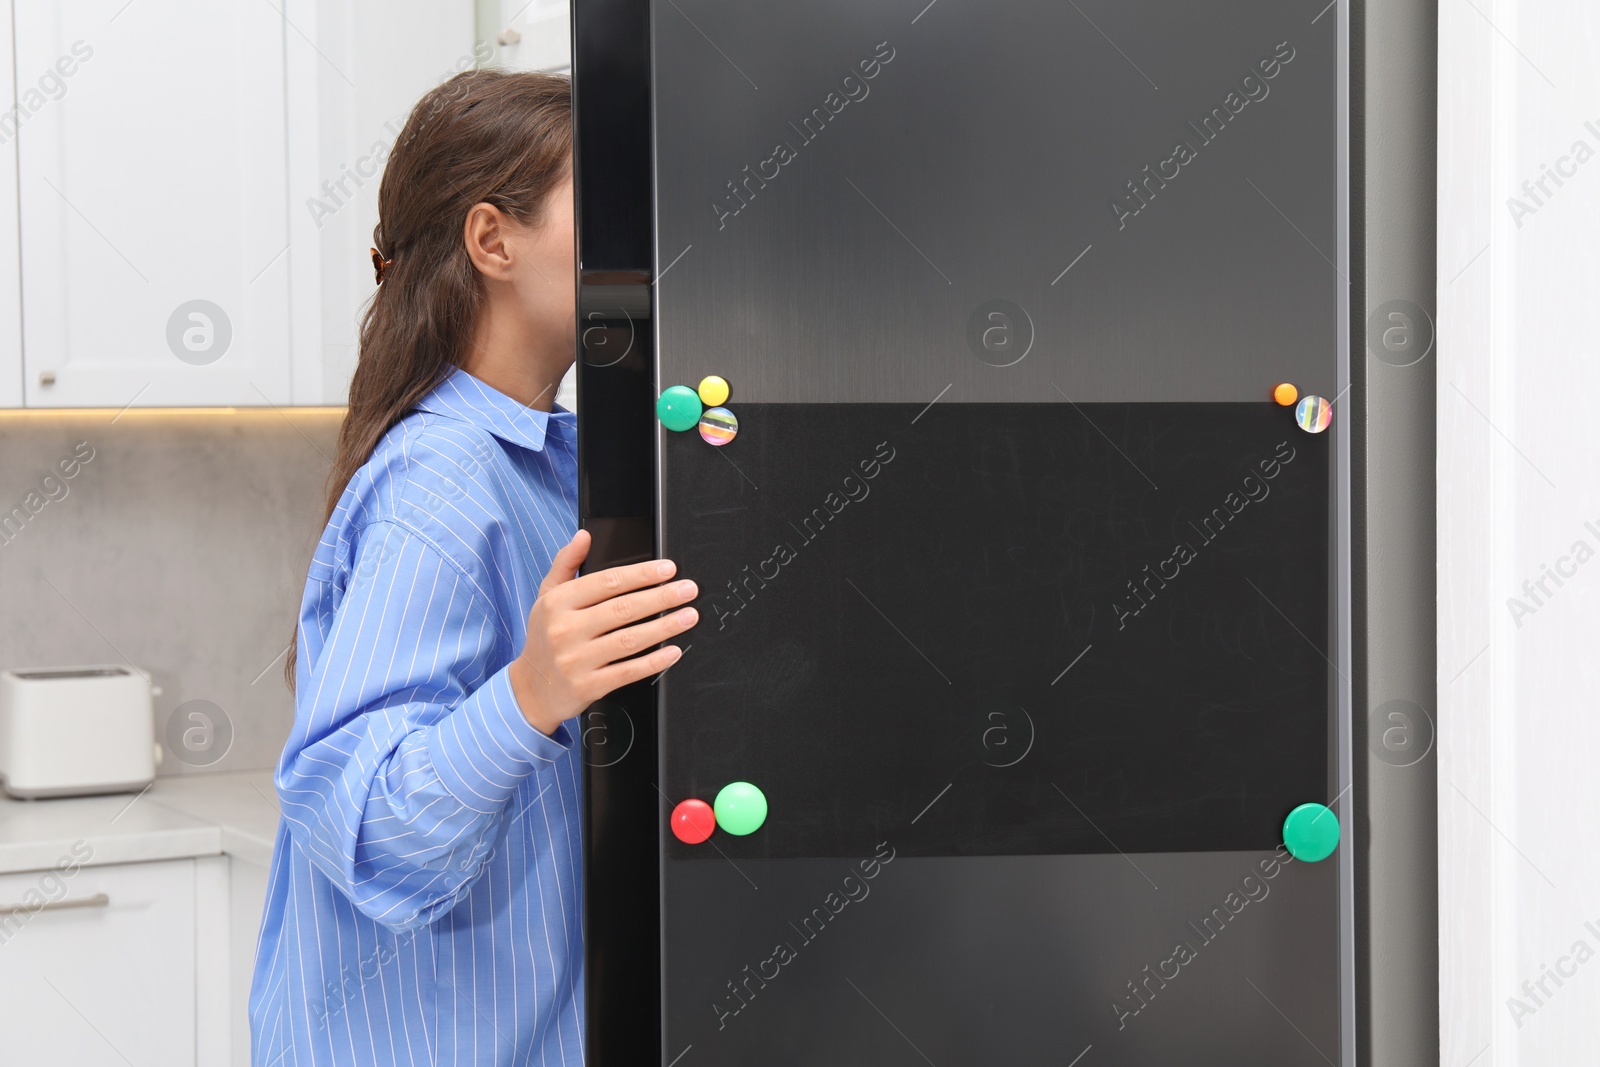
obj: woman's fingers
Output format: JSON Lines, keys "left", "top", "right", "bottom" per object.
{"left": 560, "top": 557, "right": 679, "bottom": 610}
{"left": 538, "top": 529, "right": 592, "bottom": 596}
{"left": 584, "top": 644, "right": 684, "bottom": 698}
{"left": 575, "top": 579, "right": 698, "bottom": 638}
{"left": 518, "top": 542, "right": 695, "bottom": 728}
{"left": 580, "top": 608, "right": 698, "bottom": 670}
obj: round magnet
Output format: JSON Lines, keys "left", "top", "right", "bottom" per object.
{"left": 1282, "top": 802, "right": 1340, "bottom": 862}
{"left": 1273, "top": 382, "right": 1299, "bottom": 406}
{"left": 697, "top": 375, "right": 730, "bottom": 407}
{"left": 670, "top": 798, "right": 716, "bottom": 844}
{"left": 713, "top": 781, "right": 767, "bottom": 836}
{"left": 698, "top": 406, "right": 739, "bottom": 446}
{"left": 1295, "top": 394, "right": 1332, "bottom": 433}
{"left": 656, "top": 386, "right": 703, "bottom": 432}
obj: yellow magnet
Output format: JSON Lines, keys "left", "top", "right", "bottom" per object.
{"left": 697, "top": 375, "right": 730, "bottom": 407}
{"left": 1273, "top": 382, "right": 1299, "bottom": 406}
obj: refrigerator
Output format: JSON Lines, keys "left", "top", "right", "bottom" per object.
{"left": 573, "top": 1, "right": 1352, "bottom": 1063}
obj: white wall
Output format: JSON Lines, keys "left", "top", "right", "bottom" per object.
{"left": 0, "top": 409, "right": 340, "bottom": 776}
{"left": 1439, "top": 2, "right": 1600, "bottom": 1063}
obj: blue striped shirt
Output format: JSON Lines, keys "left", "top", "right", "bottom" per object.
{"left": 250, "top": 368, "right": 585, "bottom": 1066}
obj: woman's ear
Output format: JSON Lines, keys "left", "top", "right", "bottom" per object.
{"left": 464, "top": 202, "right": 516, "bottom": 280}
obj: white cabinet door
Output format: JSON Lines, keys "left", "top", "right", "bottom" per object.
{"left": 15, "top": 1, "right": 291, "bottom": 408}
{"left": 227, "top": 856, "right": 270, "bottom": 1067}
{"left": 0, "top": 0, "right": 23, "bottom": 408}
{"left": 283, "top": 0, "right": 478, "bottom": 404}
{"left": 484, "top": 0, "right": 571, "bottom": 73}
{"left": 0, "top": 858, "right": 197, "bottom": 1066}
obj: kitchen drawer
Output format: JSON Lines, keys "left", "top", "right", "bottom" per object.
{"left": 0, "top": 857, "right": 196, "bottom": 1066}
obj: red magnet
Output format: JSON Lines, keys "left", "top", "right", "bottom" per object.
{"left": 670, "top": 798, "right": 717, "bottom": 844}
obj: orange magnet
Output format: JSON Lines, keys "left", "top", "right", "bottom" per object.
{"left": 1273, "top": 383, "right": 1299, "bottom": 406}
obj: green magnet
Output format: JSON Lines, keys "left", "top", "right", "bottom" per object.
{"left": 1282, "top": 802, "right": 1340, "bottom": 862}
{"left": 713, "top": 781, "right": 767, "bottom": 836}
{"left": 656, "top": 386, "right": 703, "bottom": 432}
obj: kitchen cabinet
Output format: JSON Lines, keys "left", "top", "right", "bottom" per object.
{"left": 0, "top": 770, "right": 279, "bottom": 1067}
{"left": 3, "top": 0, "right": 476, "bottom": 409}
{"left": 481, "top": 0, "right": 572, "bottom": 74}
{"left": 14, "top": 0, "right": 293, "bottom": 408}
{"left": 0, "top": 0, "right": 25, "bottom": 408}
{"left": 222, "top": 854, "right": 270, "bottom": 1067}
{"left": 281, "top": 0, "right": 478, "bottom": 405}
{"left": 0, "top": 857, "right": 198, "bottom": 1065}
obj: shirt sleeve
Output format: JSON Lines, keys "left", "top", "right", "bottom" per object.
{"left": 277, "top": 519, "right": 574, "bottom": 930}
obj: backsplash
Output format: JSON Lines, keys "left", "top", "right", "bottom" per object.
{"left": 0, "top": 409, "right": 342, "bottom": 776}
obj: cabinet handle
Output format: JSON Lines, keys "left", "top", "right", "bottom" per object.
{"left": 0, "top": 892, "right": 110, "bottom": 916}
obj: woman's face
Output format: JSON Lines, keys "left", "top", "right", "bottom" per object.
{"left": 509, "top": 169, "right": 576, "bottom": 358}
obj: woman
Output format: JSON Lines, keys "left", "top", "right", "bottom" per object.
{"left": 250, "top": 69, "right": 697, "bottom": 1065}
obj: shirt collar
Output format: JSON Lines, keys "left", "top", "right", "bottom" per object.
{"left": 413, "top": 367, "right": 560, "bottom": 453}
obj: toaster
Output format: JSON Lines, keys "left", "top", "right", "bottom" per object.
{"left": 0, "top": 666, "right": 157, "bottom": 799}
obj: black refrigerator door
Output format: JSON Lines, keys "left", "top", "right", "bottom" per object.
{"left": 576, "top": 2, "right": 1353, "bottom": 1064}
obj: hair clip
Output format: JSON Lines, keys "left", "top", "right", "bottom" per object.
{"left": 371, "top": 247, "right": 394, "bottom": 285}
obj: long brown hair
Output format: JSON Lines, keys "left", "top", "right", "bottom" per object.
{"left": 287, "top": 68, "right": 573, "bottom": 688}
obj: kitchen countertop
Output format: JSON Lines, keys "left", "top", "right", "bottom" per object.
{"left": 0, "top": 769, "right": 280, "bottom": 874}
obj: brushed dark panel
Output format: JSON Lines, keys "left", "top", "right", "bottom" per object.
{"left": 653, "top": 0, "right": 1340, "bottom": 402}
{"left": 664, "top": 850, "right": 1341, "bottom": 1066}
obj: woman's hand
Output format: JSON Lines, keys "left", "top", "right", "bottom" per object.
{"left": 508, "top": 529, "right": 698, "bottom": 736}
